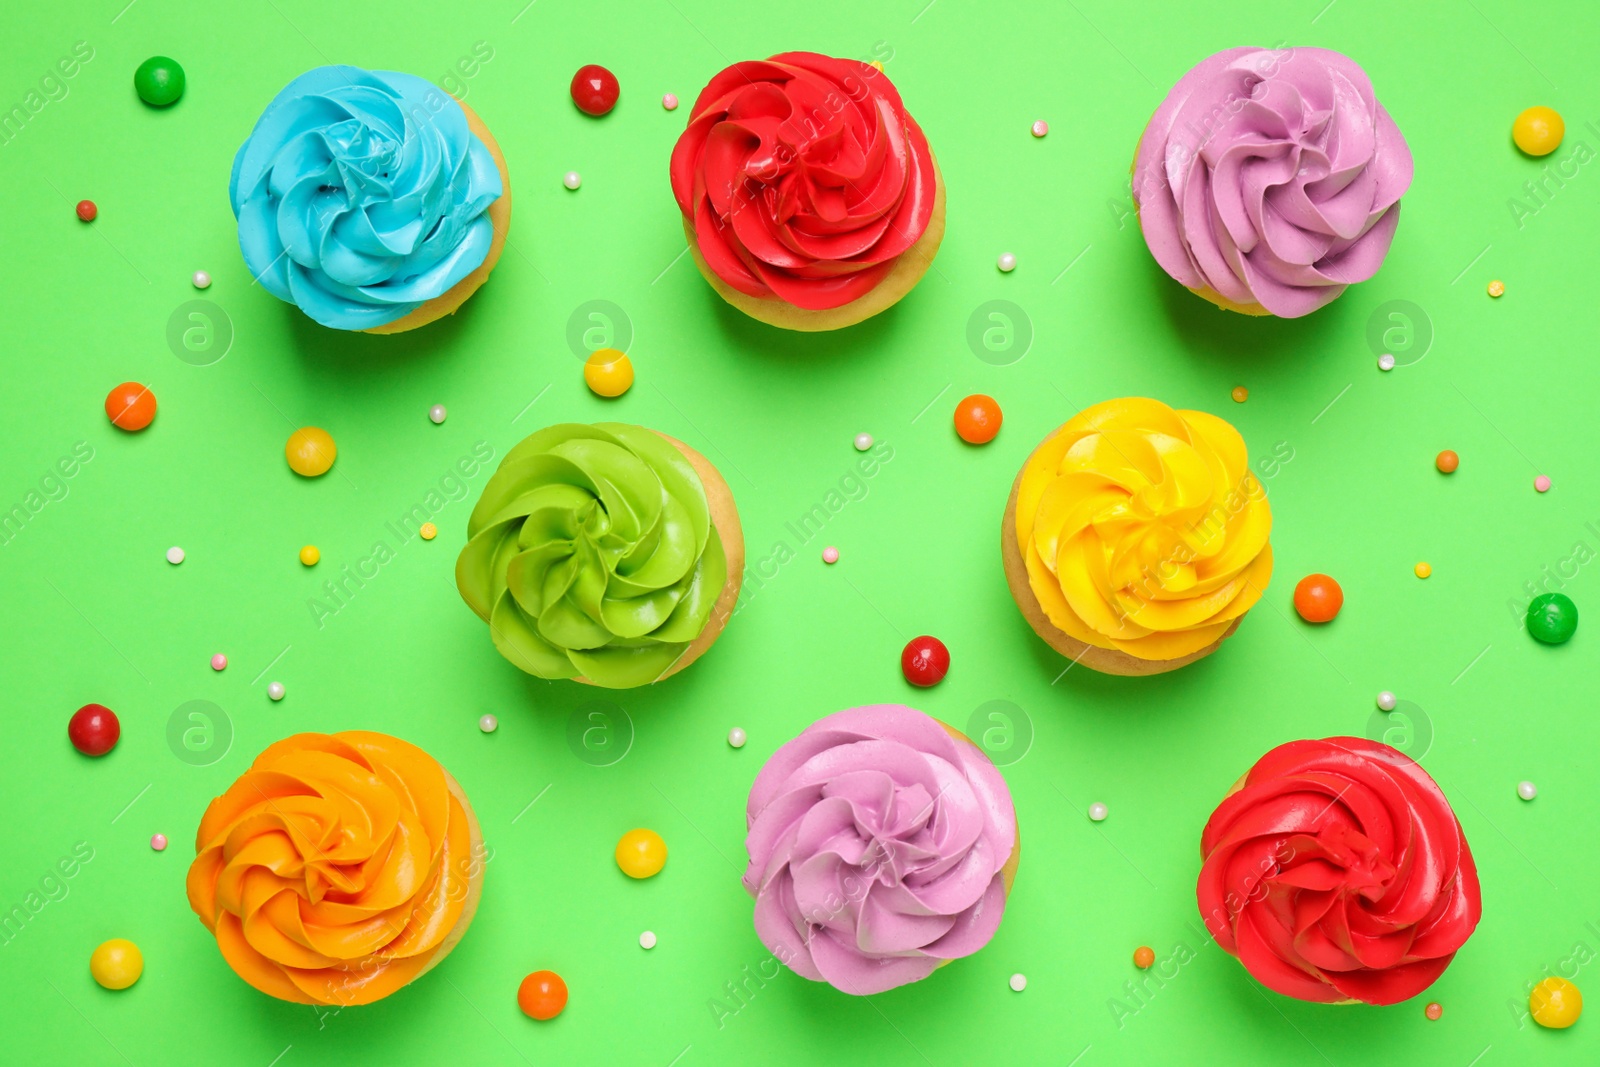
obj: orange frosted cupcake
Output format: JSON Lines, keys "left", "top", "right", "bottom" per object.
{"left": 186, "top": 731, "right": 483, "bottom": 1005}
{"left": 1001, "top": 397, "right": 1273, "bottom": 675}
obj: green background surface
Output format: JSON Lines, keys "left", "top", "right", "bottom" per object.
{"left": 2, "top": 0, "right": 1596, "bottom": 1064}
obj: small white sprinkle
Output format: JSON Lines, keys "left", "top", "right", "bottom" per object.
{"left": 662, "top": 93, "right": 678, "bottom": 111}
{"left": 563, "top": 171, "right": 582, "bottom": 190}
{"left": 166, "top": 546, "right": 185, "bottom": 565}
{"left": 997, "top": 252, "right": 1017, "bottom": 273}
{"left": 191, "top": 270, "right": 211, "bottom": 289}
{"left": 1088, "top": 802, "right": 1108, "bottom": 822}
{"left": 429, "top": 404, "right": 447, "bottom": 425}
{"left": 854, "top": 432, "right": 874, "bottom": 452}
{"left": 267, "top": 681, "right": 285, "bottom": 701}
{"left": 1009, "top": 973, "right": 1027, "bottom": 992}
{"left": 1377, "top": 353, "right": 1396, "bottom": 372}
{"left": 639, "top": 930, "right": 657, "bottom": 950}
{"left": 1518, "top": 780, "right": 1538, "bottom": 801}
{"left": 480, "top": 714, "right": 499, "bottom": 733}
{"left": 1376, "top": 690, "right": 1397, "bottom": 711}
{"left": 728, "top": 727, "right": 747, "bottom": 749}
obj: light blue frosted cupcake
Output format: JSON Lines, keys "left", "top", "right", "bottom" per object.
{"left": 230, "top": 65, "right": 509, "bottom": 333}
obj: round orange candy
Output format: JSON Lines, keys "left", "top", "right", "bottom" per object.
{"left": 1293, "top": 573, "right": 1343, "bottom": 623}
{"left": 1436, "top": 450, "right": 1459, "bottom": 474}
{"left": 1530, "top": 976, "right": 1582, "bottom": 1028}
{"left": 285, "top": 427, "right": 336, "bottom": 477}
{"left": 517, "top": 970, "right": 568, "bottom": 1021}
{"left": 1133, "top": 946, "right": 1155, "bottom": 969}
{"left": 584, "top": 348, "right": 634, "bottom": 398}
{"left": 1513, "top": 106, "right": 1564, "bottom": 156}
{"left": 615, "top": 828, "right": 667, "bottom": 879}
{"left": 954, "top": 394, "right": 1002, "bottom": 444}
{"left": 105, "top": 382, "right": 157, "bottom": 431}
{"left": 1230, "top": 386, "right": 1248, "bottom": 403}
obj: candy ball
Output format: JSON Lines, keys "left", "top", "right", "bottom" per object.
{"left": 584, "top": 348, "right": 633, "bottom": 398}
{"left": 1231, "top": 386, "right": 1248, "bottom": 403}
{"left": 1088, "top": 802, "right": 1108, "bottom": 822}
{"left": 105, "top": 382, "right": 156, "bottom": 431}
{"left": 1414, "top": 562, "right": 1432, "bottom": 579}
{"left": 901, "top": 635, "right": 950, "bottom": 687}
{"left": 1436, "top": 450, "right": 1459, "bottom": 474}
{"left": 1425, "top": 1002, "right": 1443, "bottom": 1021}
{"left": 727, "top": 727, "right": 746, "bottom": 748}
{"left": 517, "top": 970, "right": 568, "bottom": 1020}
{"left": 166, "top": 546, "right": 185, "bottom": 565}
{"left": 854, "top": 432, "right": 874, "bottom": 452}
{"left": 1133, "top": 946, "right": 1155, "bottom": 969}
{"left": 1377, "top": 353, "right": 1396, "bottom": 371}
{"left": 997, "top": 252, "right": 1016, "bottom": 273}
{"left": 90, "top": 938, "right": 144, "bottom": 990}
{"left": 429, "top": 404, "right": 447, "bottom": 425}
{"left": 1513, "top": 106, "right": 1564, "bottom": 157}
{"left": 285, "top": 427, "right": 336, "bottom": 477}
{"left": 822, "top": 546, "right": 839, "bottom": 564}
{"left": 639, "top": 930, "right": 657, "bottom": 950}
{"left": 1530, "top": 976, "right": 1582, "bottom": 1028}
{"left": 210, "top": 653, "right": 227, "bottom": 671}
{"left": 563, "top": 171, "right": 582, "bottom": 190}
{"left": 150, "top": 833, "right": 167, "bottom": 851}
{"left": 68, "top": 704, "right": 120, "bottom": 757}
{"left": 662, "top": 93, "right": 678, "bottom": 111}
{"left": 1535, "top": 475, "right": 1552, "bottom": 493}
{"left": 267, "top": 682, "right": 285, "bottom": 701}
{"left": 134, "top": 56, "right": 185, "bottom": 107}
{"left": 299, "top": 545, "right": 320, "bottom": 567}
{"left": 420, "top": 522, "right": 438, "bottom": 541}
{"left": 954, "top": 394, "right": 1002, "bottom": 444}
{"left": 571, "top": 64, "right": 619, "bottom": 116}
{"left": 192, "top": 270, "right": 211, "bottom": 289}
{"left": 1527, "top": 593, "right": 1578, "bottom": 644}
{"left": 1293, "top": 574, "right": 1343, "bottom": 623}
{"left": 76, "top": 199, "right": 97, "bottom": 222}
{"left": 479, "top": 714, "right": 498, "bottom": 733}
{"left": 1377, "top": 691, "right": 1397, "bottom": 711}
{"left": 1487, "top": 280, "right": 1505, "bottom": 298}
{"left": 615, "top": 828, "right": 667, "bottom": 879}
{"left": 1009, "top": 972, "right": 1028, "bottom": 991}
{"left": 1518, "top": 780, "right": 1538, "bottom": 800}
{"left": 1031, "top": 120, "right": 1049, "bottom": 138}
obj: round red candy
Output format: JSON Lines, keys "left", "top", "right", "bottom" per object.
{"left": 954, "top": 394, "right": 1003, "bottom": 444}
{"left": 1293, "top": 574, "right": 1344, "bottom": 624}
{"left": 570, "top": 64, "right": 619, "bottom": 116}
{"left": 901, "top": 636, "right": 950, "bottom": 687}
{"left": 105, "top": 382, "right": 157, "bottom": 431}
{"left": 76, "top": 200, "right": 97, "bottom": 222}
{"left": 68, "top": 703, "right": 120, "bottom": 757}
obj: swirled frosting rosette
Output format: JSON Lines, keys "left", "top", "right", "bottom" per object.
{"left": 185, "top": 732, "right": 483, "bottom": 1005}
{"left": 743, "top": 705, "right": 1019, "bottom": 995}
{"left": 1198, "top": 738, "right": 1481, "bottom": 1004}
{"left": 231, "top": 65, "right": 510, "bottom": 332}
{"left": 1132, "top": 47, "right": 1412, "bottom": 318}
{"left": 455, "top": 423, "right": 743, "bottom": 689}
{"left": 670, "top": 52, "right": 944, "bottom": 330}
{"left": 1002, "top": 397, "right": 1273, "bottom": 675}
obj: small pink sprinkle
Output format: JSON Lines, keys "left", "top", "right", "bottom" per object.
{"left": 210, "top": 653, "right": 227, "bottom": 671}
{"left": 822, "top": 547, "right": 839, "bottom": 564}
{"left": 1535, "top": 475, "right": 1552, "bottom": 493}
{"left": 1031, "top": 120, "right": 1048, "bottom": 138}
{"left": 662, "top": 93, "right": 678, "bottom": 111}
{"left": 150, "top": 834, "right": 168, "bottom": 851}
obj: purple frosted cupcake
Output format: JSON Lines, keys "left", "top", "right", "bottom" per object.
{"left": 1132, "top": 47, "right": 1413, "bottom": 318}
{"left": 743, "top": 705, "right": 1020, "bottom": 995}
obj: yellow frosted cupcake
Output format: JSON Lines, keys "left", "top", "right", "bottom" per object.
{"left": 1001, "top": 397, "right": 1272, "bottom": 675}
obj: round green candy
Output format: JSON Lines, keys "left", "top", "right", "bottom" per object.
{"left": 1527, "top": 593, "right": 1578, "bottom": 645}
{"left": 134, "top": 57, "right": 185, "bottom": 107}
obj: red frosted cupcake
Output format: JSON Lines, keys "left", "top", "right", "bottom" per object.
{"left": 669, "top": 53, "right": 944, "bottom": 331}
{"left": 1198, "top": 737, "right": 1481, "bottom": 1005}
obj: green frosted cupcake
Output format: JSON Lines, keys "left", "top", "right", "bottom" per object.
{"left": 455, "top": 423, "right": 744, "bottom": 688}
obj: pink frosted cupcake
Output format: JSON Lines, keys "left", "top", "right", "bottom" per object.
{"left": 1132, "top": 47, "right": 1413, "bottom": 318}
{"left": 743, "top": 705, "right": 1020, "bottom": 995}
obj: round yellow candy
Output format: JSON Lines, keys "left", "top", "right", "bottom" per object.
{"left": 1513, "top": 106, "right": 1564, "bottom": 157}
{"left": 299, "top": 545, "right": 320, "bottom": 567}
{"left": 285, "top": 427, "right": 336, "bottom": 477}
{"left": 615, "top": 828, "right": 667, "bottom": 879}
{"left": 1531, "top": 976, "right": 1583, "bottom": 1028}
{"left": 420, "top": 522, "right": 437, "bottom": 541}
{"left": 1415, "top": 562, "right": 1432, "bottom": 579}
{"left": 584, "top": 348, "right": 634, "bottom": 398}
{"left": 90, "top": 938, "right": 143, "bottom": 990}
